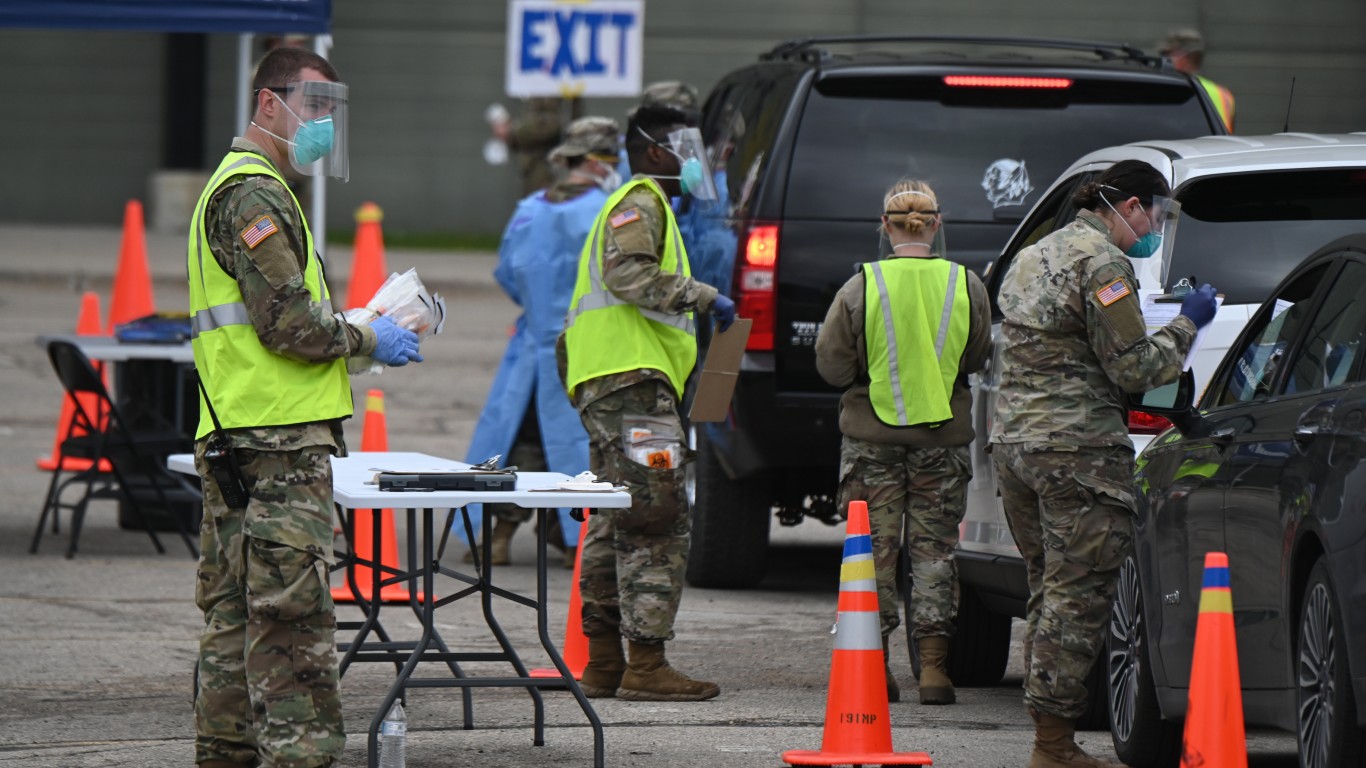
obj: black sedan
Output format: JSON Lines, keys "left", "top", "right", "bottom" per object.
{"left": 1107, "top": 234, "right": 1366, "bottom": 768}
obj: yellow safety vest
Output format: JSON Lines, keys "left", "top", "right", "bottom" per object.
{"left": 563, "top": 177, "right": 697, "bottom": 398}
{"left": 862, "top": 258, "right": 969, "bottom": 427}
{"left": 187, "top": 151, "right": 352, "bottom": 438}
{"left": 1198, "top": 76, "right": 1236, "bottom": 133}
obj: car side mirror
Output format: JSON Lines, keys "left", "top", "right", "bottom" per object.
{"left": 1126, "top": 368, "right": 1201, "bottom": 435}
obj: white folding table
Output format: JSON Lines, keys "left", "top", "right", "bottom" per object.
{"left": 169, "top": 451, "right": 630, "bottom": 768}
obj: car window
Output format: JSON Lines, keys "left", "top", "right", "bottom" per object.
{"left": 1167, "top": 170, "right": 1366, "bottom": 305}
{"left": 720, "top": 69, "right": 800, "bottom": 220}
{"left": 1284, "top": 259, "right": 1366, "bottom": 393}
{"left": 785, "top": 76, "right": 1211, "bottom": 224}
{"left": 1211, "top": 262, "right": 1332, "bottom": 407}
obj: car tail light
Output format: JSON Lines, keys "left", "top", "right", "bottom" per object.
{"left": 1128, "top": 410, "right": 1173, "bottom": 435}
{"left": 735, "top": 223, "right": 778, "bottom": 351}
{"left": 943, "top": 75, "right": 1073, "bottom": 89}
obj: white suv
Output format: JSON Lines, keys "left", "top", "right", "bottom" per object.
{"left": 946, "top": 133, "right": 1366, "bottom": 707}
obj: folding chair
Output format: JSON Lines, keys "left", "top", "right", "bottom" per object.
{"left": 32, "top": 340, "right": 201, "bottom": 558}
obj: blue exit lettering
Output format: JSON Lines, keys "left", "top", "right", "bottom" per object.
{"left": 520, "top": 9, "right": 636, "bottom": 77}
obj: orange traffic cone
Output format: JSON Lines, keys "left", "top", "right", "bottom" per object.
{"left": 783, "top": 500, "right": 933, "bottom": 767}
{"left": 531, "top": 509, "right": 591, "bottom": 681}
{"left": 332, "top": 389, "right": 414, "bottom": 603}
{"left": 108, "top": 200, "right": 155, "bottom": 331}
{"left": 1180, "top": 552, "right": 1247, "bottom": 768}
{"left": 346, "top": 202, "right": 388, "bottom": 310}
{"left": 37, "top": 292, "right": 111, "bottom": 472}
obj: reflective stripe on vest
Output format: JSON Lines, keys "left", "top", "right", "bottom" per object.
{"left": 863, "top": 258, "right": 969, "bottom": 427}
{"left": 187, "top": 150, "right": 351, "bottom": 438}
{"left": 563, "top": 177, "right": 698, "bottom": 398}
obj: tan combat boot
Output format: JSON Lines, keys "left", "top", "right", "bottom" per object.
{"left": 616, "top": 640, "right": 720, "bottom": 701}
{"left": 1029, "top": 708, "right": 1124, "bottom": 768}
{"left": 917, "top": 636, "right": 955, "bottom": 705}
{"left": 463, "top": 518, "right": 520, "bottom": 565}
{"left": 579, "top": 635, "right": 626, "bottom": 698}
{"left": 882, "top": 637, "right": 900, "bottom": 703}
{"left": 562, "top": 545, "right": 578, "bottom": 570}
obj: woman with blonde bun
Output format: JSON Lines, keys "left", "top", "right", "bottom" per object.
{"left": 815, "top": 179, "right": 991, "bottom": 705}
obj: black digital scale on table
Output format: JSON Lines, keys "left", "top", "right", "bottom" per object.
{"left": 376, "top": 470, "right": 518, "bottom": 492}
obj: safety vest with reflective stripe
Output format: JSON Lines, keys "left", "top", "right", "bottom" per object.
{"left": 862, "top": 258, "right": 969, "bottom": 428}
{"left": 1198, "top": 76, "right": 1235, "bottom": 132}
{"left": 186, "top": 150, "right": 351, "bottom": 439}
{"left": 563, "top": 177, "right": 697, "bottom": 398}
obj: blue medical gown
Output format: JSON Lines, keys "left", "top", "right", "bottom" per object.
{"left": 675, "top": 170, "right": 735, "bottom": 295}
{"left": 460, "top": 187, "right": 608, "bottom": 547}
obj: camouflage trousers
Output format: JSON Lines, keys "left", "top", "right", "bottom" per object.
{"left": 837, "top": 437, "right": 971, "bottom": 640}
{"left": 193, "top": 442, "right": 343, "bottom": 768}
{"left": 992, "top": 442, "right": 1135, "bottom": 720}
{"left": 577, "top": 380, "right": 692, "bottom": 642}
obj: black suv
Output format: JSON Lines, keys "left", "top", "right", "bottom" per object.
{"left": 686, "top": 36, "right": 1226, "bottom": 589}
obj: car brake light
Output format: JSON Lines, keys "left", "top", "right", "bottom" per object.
{"left": 736, "top": 224, "right": 778, "bottom": 351}
{"left": 1128, "top": 410, "right": 1173, "bottom": 435}
{"left": 943, "top": 75, "right": 1073, "bottom": 89}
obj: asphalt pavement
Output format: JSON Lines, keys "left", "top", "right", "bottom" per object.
{"left": 0, "top": 222, "right": 1298, "bottom": 767}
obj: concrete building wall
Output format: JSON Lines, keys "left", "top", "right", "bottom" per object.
{"left": 2, "top": 1, "right": 1363, "bottom": 236}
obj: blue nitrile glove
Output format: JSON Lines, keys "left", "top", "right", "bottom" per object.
{"left": 1178, "top": 283, "right": 1219, "bottom": 330}
{"left": 370, "top": 315, "right": 423, "bottom": 366}
{"left": 712, "top": 294, "right": 736, "bottom": 332}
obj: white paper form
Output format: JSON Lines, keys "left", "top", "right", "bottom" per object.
{"left": 1141, "top": 293, "right": 1224, "bottom": 371}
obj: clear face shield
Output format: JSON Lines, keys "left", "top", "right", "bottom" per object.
{"left": 272, "top": 80, "right": 349, "bottom": 182}
{"left": 665, "top": 127, "right": 718, "bottom": 201}
{"left": 1150, "top": 196, "right": 1182, "bottom": 290}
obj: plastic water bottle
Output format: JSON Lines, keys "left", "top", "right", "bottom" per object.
{"left": 379, "top": 700, "right": 407, "bottom": 768}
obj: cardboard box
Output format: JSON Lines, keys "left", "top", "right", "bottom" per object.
{"left": 688, "top": 318, "right": 751, "bottom": 422}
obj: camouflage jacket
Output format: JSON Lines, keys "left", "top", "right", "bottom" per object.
{"left": 815, "top": 255, "right": 992, "bottom": 447}
{"left": 558, "top": 178, "right": 720, "bottom": 410}
{"left": 990, "top": 210, "right": 1196, "bottom": 449}
{"left": 201, "top": 138, "right": 376, "bottom": 453}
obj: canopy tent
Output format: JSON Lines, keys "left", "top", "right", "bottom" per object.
{"left": 1, "top": 0, "right": 335, "bottom": 249}
{"left": 0, "top": 0, "right": 329, "bottom": 34}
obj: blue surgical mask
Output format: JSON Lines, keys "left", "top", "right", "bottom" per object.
{"left": 291, "top": 115, "right": 334, "bottom": 165}
{"left": 1126, "top": 232, "right": 1162, "bottom": 259}
{"left": 678, "top": 157, "right": 706, "bottom": 197}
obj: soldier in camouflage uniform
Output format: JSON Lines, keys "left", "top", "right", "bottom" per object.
{"left": 189, "top": 48, "right": 423, "bottom": 768}
{"left": 814, "top": 180, "right": 991, "bottom": 705}
{"left": 557, "top": 104, "right": 735, "bottom": 702}
{"left": 494, "top": 96, "right": 585, "bottom": 195}
{"left": 990, "top": 160, "right": 1218, "bottom": 768}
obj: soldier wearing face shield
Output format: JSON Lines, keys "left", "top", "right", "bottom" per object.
{"left": 557, "top": 104, "right": 734, "bottom": 702}
{"left": 188, "top": 47, "right": 423, "bottom": 768}
{"left": 991, "top": 160, "right": 1217, "bottom": 768}
{"left": 461, "top": 117, "right": 624, "bottom": 569}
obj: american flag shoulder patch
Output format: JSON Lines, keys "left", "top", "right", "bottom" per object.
{"left": 609, "top": 208, "right": 641, "bottom": 229}
{"left": 1095, "top": 278, "right": 1132, "bottom": 307}
{"left": 240, "top": 216, "right": 279, "bottom": 249}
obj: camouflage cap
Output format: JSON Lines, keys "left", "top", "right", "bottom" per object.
{"left": 1159, "top": 28, "right": 1205, "bottom": 56}
{"left": 628, "top": 80, "right": 701, "bottom": 121}
{"left": 548, "top": 116, "right": 622, "bottom": 163}
{"left": 640, "top": 80, "right": 699, "bottom": 111}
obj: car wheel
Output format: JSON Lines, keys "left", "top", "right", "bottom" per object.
{"left": 1297, "top": 560, "right": 1366, "bottom": 768}
{"left": 1109, "top": 556, "right": 1181, "bottom": 767}
{"left": 684, "top": 427, "right": 771, "bottom": 589}
{"left": 906, "top": 581, "right": 1010, "bottom": 687}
